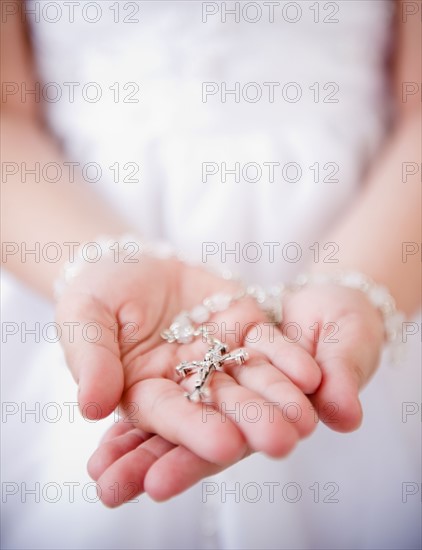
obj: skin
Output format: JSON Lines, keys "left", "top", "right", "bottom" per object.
{"left": 1, "top": 1, "right": 421, "bottom": 506}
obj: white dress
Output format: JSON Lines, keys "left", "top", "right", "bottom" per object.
{"left": 2, "top": 1, "right": 421, "bottom": 548}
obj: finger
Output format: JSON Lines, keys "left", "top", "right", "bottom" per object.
{"left": 96, "top": 435, "right": 175, "bottom": 507}
{"left": 310, "top": 355, "right": 363, "bottom": 432}
{"left": 88, "top": 427, "right": 154, "bottom": 481}
{"left": 201, "top": 296, "right": 268, "bottom": 351}
{"left": 125, "top": 347, "right": 297, "bottom": 459}
{"left": 245, "top": 323, "right": 322, "bottom": 394}
{"left": 222, "top": 350, "right": 318, "bottom": 438}
{"left": 56, "top": 293, "right": 124, "bottom": 419}
{"left": 311, "top": 318, "right": 383, "bottom": 432}
{"left": 92, "top": 434, "right": 228, "bottom": 505}
{"left": 180, "top": 299, "right": 321, "bottom": 394}
{"left": 180, "top": 370, "right": 299, "bottom": 458}
{"left": 122, "top": 378, "right": 248, "bottom": 466}
{"left": 145, "top": 445, "right": 224, "bottom": 502}
{"left": 98, "top": 419, "right": 137, "bottom": 445}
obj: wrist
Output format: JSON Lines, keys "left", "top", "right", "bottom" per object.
{"left": 53, "top": 234, "right": 179, "bottom": 300}
{"left": 290, "top": 269, "right": 405, "bottom": 347}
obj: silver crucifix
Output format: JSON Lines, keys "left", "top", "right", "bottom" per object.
{"left": 176, "top": 338, "right": 248, "bottom": 402}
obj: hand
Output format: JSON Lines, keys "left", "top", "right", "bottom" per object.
{"left": 56, "top": 254, "right": 321, "bottom": 505}
{"left": 280, "top": 282, "right": 385, "bottom": 432}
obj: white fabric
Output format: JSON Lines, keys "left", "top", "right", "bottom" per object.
{"left": 1, "top": 1, "right": 420, "bottom": 548}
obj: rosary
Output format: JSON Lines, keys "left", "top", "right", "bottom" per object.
{"left": 161, "top": 288, "right": 283, "bottom": 401}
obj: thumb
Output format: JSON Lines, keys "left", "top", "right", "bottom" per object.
{"left": 310, "top": 319, "right": 382, "bottom": 433}
{"left": 56, "top": 292, "right": 124, "bottom": 420}
{"left": 310, "top": 354, "right": 363, "bottom": 433}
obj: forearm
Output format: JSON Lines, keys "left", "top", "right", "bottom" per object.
{"left": 1, "top": 110, "right": 133, "bottom": 300}
{"left": 313, "top": 109, "right": 421, "bottom": 317}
